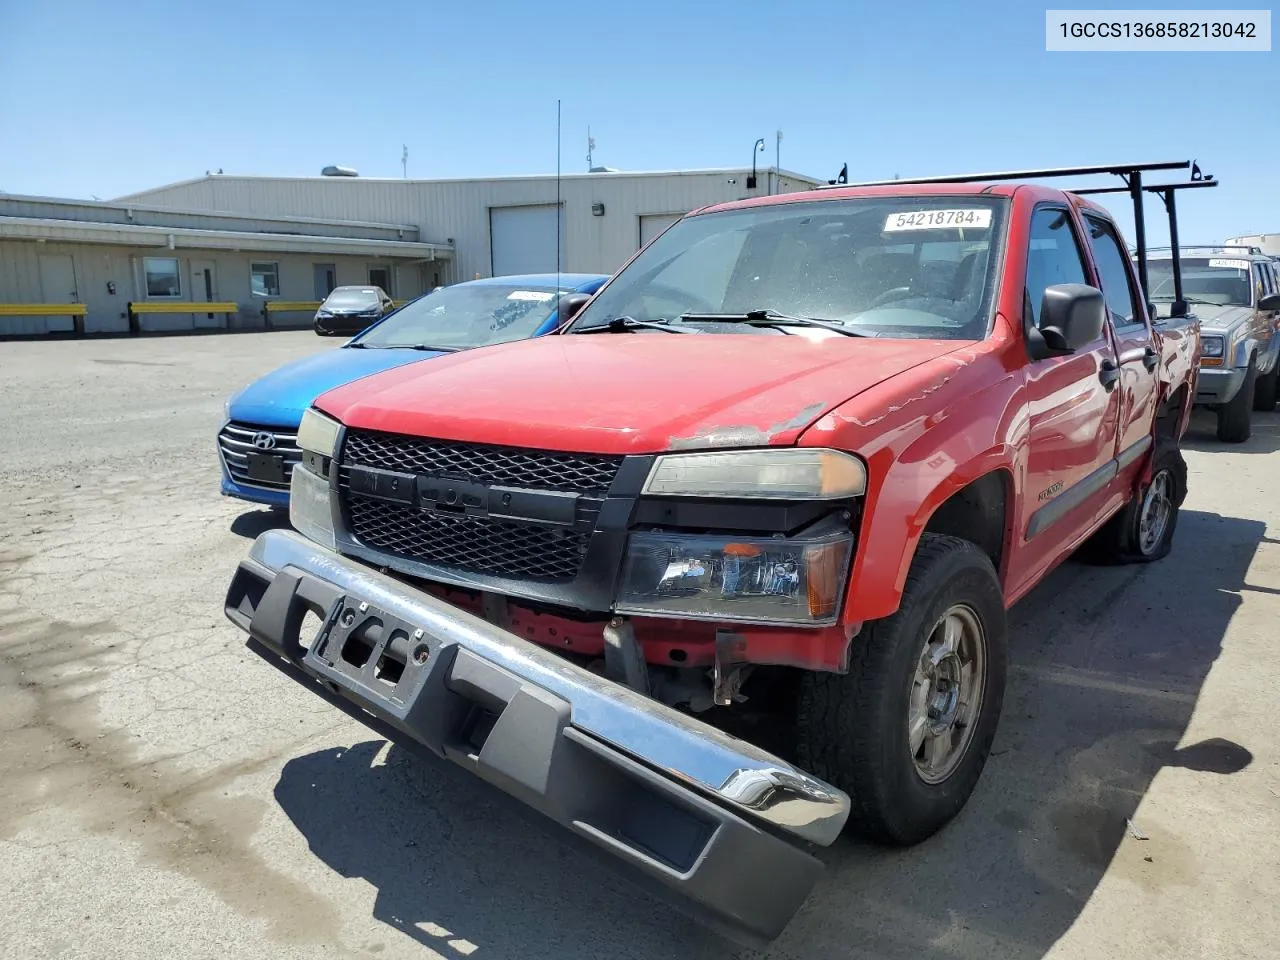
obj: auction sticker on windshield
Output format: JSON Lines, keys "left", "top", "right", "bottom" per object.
{"left": 507, "top": 290, "right": 556, "bottom": 301}
{"left": 884, "top": 209, "right": 993, "bottom": 232}
{"left": 1208, "top": 258, "right": 1251, "bottom": 270}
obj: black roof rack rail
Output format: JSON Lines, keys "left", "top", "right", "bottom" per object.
{"left": 1140, "top": 242, "right": 1262, "bottom": 254}
{"left": 815, "top": 159, "right": 1214, "bottom": 319}
{"left": 828, "top": 160, "right": 1191, "bottom": 189}
{"left": 1069, "top": 177, "right": 1219, "bottom": 315}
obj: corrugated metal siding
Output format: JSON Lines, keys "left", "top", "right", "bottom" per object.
{"left": 0, "top": 241, "right": 428, "bottom": 336}
{"left": 119, "top": 171, "right": 823, "bottom": 283}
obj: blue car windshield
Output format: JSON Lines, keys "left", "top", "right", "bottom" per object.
{"left": 354, "top": 283, "right": 564, "bottom": 349}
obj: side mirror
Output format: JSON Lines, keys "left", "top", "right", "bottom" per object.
{"left": 1027, "top": 283, "right": 1106, "bottom": 360}
{"left": 1259, "top": 292, "right": 1280, "bottom": 312}
{"left": 554, "top": 293, "right": 592, "bottom": 327}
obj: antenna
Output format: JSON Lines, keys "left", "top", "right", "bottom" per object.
{"left": 587, "top": 126, "right": 595, "bottom": 172}
{"left": 401, "top": 144, "right": 408, "bottom": 179}
{"left": 556, "top": 99, "right": 562, "bottom": 292}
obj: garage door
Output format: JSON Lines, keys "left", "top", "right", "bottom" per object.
{"left": 490, "top": 204, "right": 566, "bottom": 277}
{"left": 639, "top": 213, "right": 683, "bottom": 249}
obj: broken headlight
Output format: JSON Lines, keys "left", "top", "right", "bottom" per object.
{"left": 616, "top": 529, "right": 853, "bottom": 624}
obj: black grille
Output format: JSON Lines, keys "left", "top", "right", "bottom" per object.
{"left": 342, "top": 429, "right": 623, "bottom": 493}
{"left": 346, "top": 496, "right": 589, "bottom": 582}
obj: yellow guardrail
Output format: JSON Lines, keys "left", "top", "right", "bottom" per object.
{"left": 127, "top": 300, "right": 238, "bottom": 334}
{"left": 129, "top": 301, "right": 238, "bottom": 314}
{"left": 0, "top": 303, "right": 89, "bottom": 336}
{"left": 263, "top": 300, "right": 323, "bottom": 313}
{"left": 0, "top": 303, "right": 89, "bottom": 316}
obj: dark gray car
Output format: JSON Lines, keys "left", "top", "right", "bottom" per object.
{"left": 313, "top": 285, "right": 396, "bottom": 336}
{"left": 1146, "top": 246, "right": 1280, "bottom": 442}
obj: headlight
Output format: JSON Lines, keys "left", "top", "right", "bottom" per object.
{"left": 297, "top": 407, "right": 342, "bottom": 458}
{"left": 642, "top": 449, "right": 866, "bottom": 500}
{"left": 616, "top": 529, "right": 853, "bottom": 624}
{"left": 223, "top": 396, "right": 232, "bottom": 419}
{"left": 1200, "top": 335, "right": 1224, "bottom": 359}
{"left": 289, "top": 462, "right": 336, "bottom": 550}
{"left": 316, "top": 308, "right": 333, "bottom": 318}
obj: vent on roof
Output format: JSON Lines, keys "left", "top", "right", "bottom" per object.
{"left": 589, "top": 166, "right": 620, "bottom": 173}
{"left": 321, "top": 166, "right": 359, "bottom": 177}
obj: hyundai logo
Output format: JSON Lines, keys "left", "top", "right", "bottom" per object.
{"left": 251, "top": 432, "right": 277, "bottom": 451}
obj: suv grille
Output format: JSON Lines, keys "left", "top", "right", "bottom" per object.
{"left": 342, "top": 430, "right": 622, "bottom": 493}
{"left": 218, "top": 422, "right": 301, "bottom": 491}
{"left": 340, "top": 429, "right": 622, "bottom": 583}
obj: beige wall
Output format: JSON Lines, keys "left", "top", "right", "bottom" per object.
{"left": 0, "top": 240, "right": 436, "bottom": 335}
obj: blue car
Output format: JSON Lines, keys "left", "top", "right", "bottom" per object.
{"left": 217, "top": 272, "right": 608, "bottom": 508}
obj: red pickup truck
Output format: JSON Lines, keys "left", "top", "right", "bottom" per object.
{"left": 226, "top": 162, "right": 1200, "bottom": 943}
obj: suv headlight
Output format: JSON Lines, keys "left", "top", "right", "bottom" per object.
{"left": 1201, "top": 335, "right": 1225, "bottom": 359}
{"left": 616, "top": 527, "right": 853, "bottom": 624}
{"left": 642, "top": 448, "right": 866, "bottom": 499}
{"left": 298, "top": 407, "right": 342, "bottom": 458}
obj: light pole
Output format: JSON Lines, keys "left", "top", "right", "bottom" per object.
{"left": 747, "top": 138, "right": 765, "bottom": 189}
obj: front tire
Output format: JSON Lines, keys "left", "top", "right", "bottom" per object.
{"left": 796, "top": 535, "right": 1007, "bottom": 845}
{"left": 1217, "top": 359, "right": 1256, "bottom": 443}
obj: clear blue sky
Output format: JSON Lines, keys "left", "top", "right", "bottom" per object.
{"left": 1, "top": 0, "right": 1274, "bottom": 243}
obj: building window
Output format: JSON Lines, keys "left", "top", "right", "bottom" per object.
{"left": 143, "top": 257, "right": 181, "bottom": 298}
{"left": 368, "top": 265, "right": 392, "bottom": 295}
{"left": 251, "top": 261, "right": 280, "bottom": 297}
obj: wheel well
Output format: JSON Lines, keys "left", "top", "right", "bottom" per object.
{"left": 922, "top": 471, "right": 1009, "bottom": 577}
{"left": 1158, "top": 385, "right": 1187, "bottom": 440}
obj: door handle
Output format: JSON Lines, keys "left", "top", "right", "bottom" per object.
{"left": 1142, "top": 346, "right": 1159, "bottom": 371}
{"left": 1099, "top": 359, "right": 1121, "bottom": 390}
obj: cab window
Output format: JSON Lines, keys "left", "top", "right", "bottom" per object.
{"left": 1025, "top": 208, "right": 1089, "bottom": 327}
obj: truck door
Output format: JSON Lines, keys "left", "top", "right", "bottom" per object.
{"left": 1016, "top": 205, "right": 1122, "bottom": 589}
{"left": 1081, "top": 212, "right": 1159, "bottom": 486}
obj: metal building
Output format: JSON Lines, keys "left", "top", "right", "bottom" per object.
{"left": 1225, "top": 234, "right": 1280, "bottom": 257}
{"left": 118, "top": 167, "right": 823, "bottom": 287}
{"left": 2, "top": 166, "right": 822, "bottom": 337}
{"left": 0, "top": 194, "right": 449, "bottom": 336}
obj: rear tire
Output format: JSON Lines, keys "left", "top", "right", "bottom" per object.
{"left": 1085, "top": 440, "right": 1186, "bottom": 565}
{"left": 1253, "top": 362, "right": 1278, "bottom": 412}
{"left": 796, "top": 535, "right": 1007, "bottom": 846}
{"left": 1217, "top": 359, "right": 1256, "bottom": 443}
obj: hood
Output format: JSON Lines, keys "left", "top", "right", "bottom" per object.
{"left": 227, "top": 346, "right": 442, "bottom": 427}
{"left": 1184, "top": 303, "right": 1254, "bottom": 331}
{"left": 315, "top": 333, "right": 967, "bottom": 454}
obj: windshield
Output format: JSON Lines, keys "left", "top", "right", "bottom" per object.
{"left": 324, "top": 288, "right": 381, "bottom": 309}
{"left": 1146, "top": 258, "right": 1252, "bottom": 306}
{"left": 569, "top": 197, "right": 1007, "bottom": 340}
{"left": 353, "top": 282, "right": 564, "bottom": 349}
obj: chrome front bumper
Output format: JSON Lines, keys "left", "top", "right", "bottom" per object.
{"left": 225, "top": 529, "right": 851, "bottom": 942}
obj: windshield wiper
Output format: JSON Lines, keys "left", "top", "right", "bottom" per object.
{"left": 576, "top": 316, "right": 695, "bottom": 334}
{"left": 406, "top": 344, "right": 463, "bottom": 352}
{"left": 677, "top": 309, "right": 868, "bottom": 337}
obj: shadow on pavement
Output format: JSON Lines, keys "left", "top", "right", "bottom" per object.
{"left": 271, "top": 508, "right": 1261, "bottom": 960}
{"left": 229, "top": 508, "right": 289, "bottom": 540}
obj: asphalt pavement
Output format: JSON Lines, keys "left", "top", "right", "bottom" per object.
{"left": 1, "top": 331, "right": 1277, "bottom": 960}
